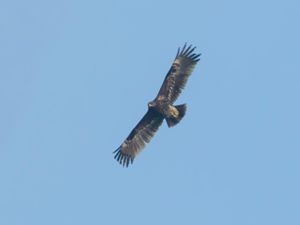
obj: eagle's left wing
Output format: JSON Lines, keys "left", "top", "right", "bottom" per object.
{"left": 114, "top": 109, "right": 164, "bottom": 167}
{"left": 155, "top": 44, "right": 201, "bottom": 103}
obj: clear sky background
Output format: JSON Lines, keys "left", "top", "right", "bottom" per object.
{"left": 1, "top": 0, "right": 299, "bottom": 224}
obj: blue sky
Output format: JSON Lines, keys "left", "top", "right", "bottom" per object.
{"left": 1, "top": 0, "right": 299, "bottom": 224}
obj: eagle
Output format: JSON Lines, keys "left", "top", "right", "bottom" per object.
{"left": 114, "top": 43, "right": 201, "bottom": 167}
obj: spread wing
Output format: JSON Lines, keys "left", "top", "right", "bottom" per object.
{"left": 113, "top": 109, "right": 164, "bottom": 167}
{"left": 156, "top": 44, "right": 201, "bottom": 103}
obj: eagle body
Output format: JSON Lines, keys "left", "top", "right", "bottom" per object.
{"left": 147, "top": 100, "right": 186, "bottom": 127}
{"left": 114, "top": 44, "right": 201, "bottom": 167}
{"left": 148, "top": 99, "right": 177, "bottom": 118}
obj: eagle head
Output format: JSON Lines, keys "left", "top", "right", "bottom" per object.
{"left": 148, "top": 101, "right": 155, "bottom": 108}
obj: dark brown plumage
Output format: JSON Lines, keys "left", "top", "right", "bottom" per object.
{"left": 114, "top": 43, "right": 201, "bottom": 167}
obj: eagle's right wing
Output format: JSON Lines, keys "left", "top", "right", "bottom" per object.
{"left": 155, "top": 44, "right": 201, "bottom": 103}
{"left": 114, "top": 109, "right": 164, "bottom": 167}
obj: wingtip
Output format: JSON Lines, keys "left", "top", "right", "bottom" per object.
{"left": 182, "top": 43, "right": 187, "bottom": 52}
{"left": 113, "top": 147, "right": 134, "bottom": 167}
{"left": 177, "top": 43, "right": 201, "bottom": 62}
{"left": 113, "top": 147, "right": 120, "bottom": 154}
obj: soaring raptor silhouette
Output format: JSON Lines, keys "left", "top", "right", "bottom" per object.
{"left": 114, "top": 44, "right": 201, "bottom": 167}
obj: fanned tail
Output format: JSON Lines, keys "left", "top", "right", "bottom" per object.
{"left": 166, "top": 104, "right": 187, "bottom": 127}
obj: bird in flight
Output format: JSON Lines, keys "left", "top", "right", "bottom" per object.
{"left": 114, "top": 43, "right": 201, "bottom": 167}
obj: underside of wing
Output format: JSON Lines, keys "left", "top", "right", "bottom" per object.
{"left": 156, "top": 43, "right": 201, "bottom": 103}
{"left": 113, "top": 109, "right": 164, "bottom": 167}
